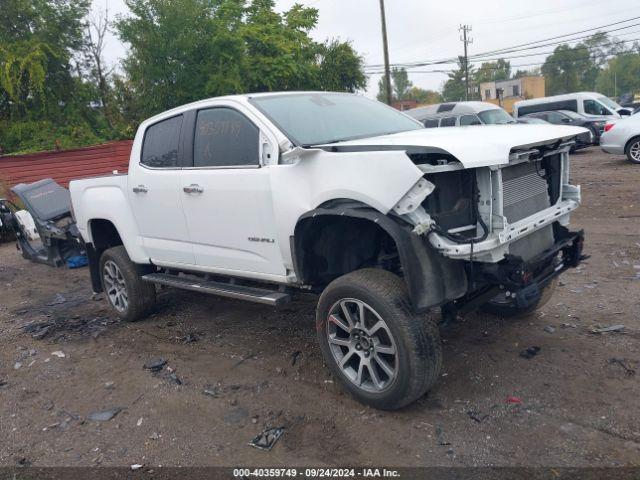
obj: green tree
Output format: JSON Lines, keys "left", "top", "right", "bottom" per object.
{"left": 405, "top": 86, "right": 442, "bottom": 104}
{"left": 0, "top": 0, "right": 111, "bottom": 153}
{"left": 596, "top": 51, "right": 640, "bottom": 98}
{"left": 442, "top": 57, "right": 471, "bottom": 102}
{"left": 116, "top": 0, "right": 366, "bottom": 122}
{"left": 542, "top": 44, "right": 591, "bottom": 94}
{"left": 376, "top": 67, "right": 414, "bottom": 102}
{"left": 474, "top": 59, "right": 511, "bottom": 84}
{"left": 316, "top": 39, "right": 366, "bottom": 93}
{"left": 0, "top": 0, "right": 90, "bottom": 118}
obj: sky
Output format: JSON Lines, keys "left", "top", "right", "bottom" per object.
{"left": 92, "top": 0, "right": 640, "bottom": 97}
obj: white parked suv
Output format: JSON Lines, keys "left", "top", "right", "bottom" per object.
{"left": 70, "top": 92, "right": 587, "bottom": 409}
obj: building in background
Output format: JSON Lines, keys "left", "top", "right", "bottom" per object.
{"left": 480, "top": 76, "right": 545, "bottom": 114}
{"left": 392, "top": 99, "right": 418, "bottom": 111}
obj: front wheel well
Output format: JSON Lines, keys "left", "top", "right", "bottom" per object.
{"left": 625, "top": 135, "right": 640, "bottom": 152}
{"left": 293, "top": 215, "right": 400, "bottom": 288}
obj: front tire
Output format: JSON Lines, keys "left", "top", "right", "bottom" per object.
{"left": 99, "top": 246, "right": 156, "bottom": 322}
{"left": 625, "top": 137, "right": 640, "bottom": 164}
{"left": 316, "top": 269, "right": 442, "bottom": 410}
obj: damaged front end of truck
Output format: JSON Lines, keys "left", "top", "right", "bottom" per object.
{"left": 390, "top": 135, "right": 586, "bottom": 320}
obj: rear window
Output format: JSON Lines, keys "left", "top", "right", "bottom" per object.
{"left": 141, "top": 115, "right": 183, "bottom": 168}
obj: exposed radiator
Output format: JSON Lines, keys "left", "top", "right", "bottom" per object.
{"left": 502, "top": 161, "right": 551, "bottom": 223}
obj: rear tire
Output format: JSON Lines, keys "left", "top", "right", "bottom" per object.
{"left": 481, "top": 278, "right": 557, "bottom": 318}
{"left": 625, "top": 137, "right": 640, "bottom": 164}
{"left": 316, "top": 268, "right": 442, "bottom": 410}
{"left": 99, "top": 246, "right": 156, "bottom": 322}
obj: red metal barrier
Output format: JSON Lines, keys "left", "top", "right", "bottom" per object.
{"left": 0, "top": 140, "right": 133, "bottom": 197}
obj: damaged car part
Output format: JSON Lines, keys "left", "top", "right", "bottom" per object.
{"left": 0, "top": 179, "right": 84, "bottom": 267}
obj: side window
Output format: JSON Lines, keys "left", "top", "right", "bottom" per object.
{"left": 459, "top": 114, "right": 480, "bottom": 126}
{"left": 141, "top": 115, "right": 183, "bottom": 168}
{"left": 194, "top": 108, "right": 260, "bottom": 167}
{"left": 584, "top": 99, "right": 610, "bottom": 116}
{"left": 423, "top": 119, "right": 439, "bottom": 128}
{"left": 545, "top": 112, "right": 564, "bottom": 123}
{"left": 440, "top": 116, "right": 456, "bottom": 127}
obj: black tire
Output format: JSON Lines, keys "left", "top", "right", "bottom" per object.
{"left": 481, "top": 278, "right": 557, "bottom": 318}
{"left": 625, "top": 136, "right": 640, "bottom": 164}
{"left": 316, "top": 268, "right": 442, "bottom": 410}
{"left": 99, "top": 245, "right": 156, "bottom": 322}
{"left": 587, "top": 125, "right": 599, "bottom": 146}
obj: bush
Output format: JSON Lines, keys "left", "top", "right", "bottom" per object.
{"left": 0, "top": 119, "right": 111, "bottom": 155}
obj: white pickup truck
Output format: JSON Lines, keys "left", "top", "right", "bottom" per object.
{"left": 70, "top": 92, "right": 586, "bottom": 409}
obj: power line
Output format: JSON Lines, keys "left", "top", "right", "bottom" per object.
{"left": 364, "top": 15, "right": 640, "bottom": 69}
{"left": 366, "top": 50, "right": 636, "bottom": 76}
{"left": 365, "top": 21, "right": 640, "bottom": 70}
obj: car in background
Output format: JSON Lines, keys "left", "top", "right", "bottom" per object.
{"left": 600, "top": 114, "right": 640, "bottom": 164}
{"left": 513, "top": 92, "right": 632, "bottom": 120}
{"left": 406, "top": 101, "right": 516, "bottom": 128}
{"left": 521, "top": 110, "right": 606, "bottom": 148}
{"left": 516, "top": 117, "right": 549, "bottom": 125}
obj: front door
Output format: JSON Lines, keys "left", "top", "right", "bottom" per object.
{"left": 180, "top": 106, "right": 285, "bottom": 276}
{"left": 128, "top": 114, "right": 195, "bottom": 265}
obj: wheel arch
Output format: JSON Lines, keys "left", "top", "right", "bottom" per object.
{"left": 292, "top": 202, "right": 468, "bottom": 313}
{"left": 624, "top": 135, "right": 640, "bottom": 155}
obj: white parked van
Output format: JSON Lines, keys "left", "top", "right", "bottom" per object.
{"left": 513, "top": 92, "right": 632, "bottom": 119}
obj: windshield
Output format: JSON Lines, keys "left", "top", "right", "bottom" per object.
{"left": 597, "top": 96, "right": 622, "bottom": 111}
{"left": 250, "top": 93, "right": 422, "bottom": 146}
{"left": 477, "top": 109, "right": 516, "bottom": 125}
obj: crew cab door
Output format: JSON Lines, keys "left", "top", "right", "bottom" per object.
{"left": 179, "top": 105, "right": 285, "bottom": 276}
{"left": 128, "top": 114, "right": 195, "bottom": 265}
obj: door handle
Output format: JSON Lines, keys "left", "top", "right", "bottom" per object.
{"left": 183, "top": 184, "right": 204, "bottom": 194}
{"left": 132, "top": 185, "right": 148, "bottom": 193}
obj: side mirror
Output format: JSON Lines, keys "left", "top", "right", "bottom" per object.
{"left": 561, "top": 118, "right": 571, "bottom": 123}
{"left": 618, "top": 109, "right": 631, "bottom": 116}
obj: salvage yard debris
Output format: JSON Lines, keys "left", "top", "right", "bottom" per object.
{"left": 87, "top": 408, "right": 122, "bottom": 422}
{"left": 144, "top": 358, "right": 167, "bottom": 372}
{"left": 590, "top": 324, "right": 625, "bottom": 334}
{"left": 609, "top": 358, "right": 636, "bottom": 376}
{"left": 249, "top": 427, "right": 285, "bottom": 451}
{"left": 519, "top": 346, "right": 541, "bottom": 359}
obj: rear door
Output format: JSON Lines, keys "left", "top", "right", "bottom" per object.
{"left": 128, "top": 115, "right": 195, "bottom": 265}
{"left": 179, "top": 105, "right": 285, "bottom": 276}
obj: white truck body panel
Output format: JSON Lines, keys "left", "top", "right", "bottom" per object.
{"left": 318, "top": 124, "right": 586, "bottom": 169}
{"left": 69, "top": 92, "right": 585, "bottom": 284}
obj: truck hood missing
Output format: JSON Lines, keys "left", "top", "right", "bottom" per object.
{"left": 316, "top": 124, "right": 588, "bottom": 168}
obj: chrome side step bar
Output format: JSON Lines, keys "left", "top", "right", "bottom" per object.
{"left": 142, "top": 273, "right": 290, "bottom": 306}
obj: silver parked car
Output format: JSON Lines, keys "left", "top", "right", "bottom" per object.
{"left": 600, "top": 113, "right": 640, "bottom": 164}
{"left": 406, "top": 101, "right": 516, "bottom": 128}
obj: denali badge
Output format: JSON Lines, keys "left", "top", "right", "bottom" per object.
{"left": 248, "top": 237, "right": 275, "bottom": 243}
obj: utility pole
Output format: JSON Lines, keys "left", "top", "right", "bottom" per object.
{"left": 459, "top": 24, "right": 473, "bottom": 101}
{"left": 379, "top": 0, "right": 392, "bottom": 106}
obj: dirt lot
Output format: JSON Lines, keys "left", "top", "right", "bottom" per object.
{"left": 0, "top": 147, "right": 639, "bottom": 468}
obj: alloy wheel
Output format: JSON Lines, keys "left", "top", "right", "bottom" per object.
{"left": 630, "top": 141, "right": 640, "bottom": 161}
{"left": 326, "top": 298, "right": 398, "bottom": 393}
{"left": 103, "top": 260, "right": 129, "bottom": 312}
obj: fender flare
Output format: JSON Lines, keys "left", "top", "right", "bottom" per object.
{"left": 292, "top": 203, "right": 468, "bottom": 312}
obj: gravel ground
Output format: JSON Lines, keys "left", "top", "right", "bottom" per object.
{"left": 0, "top": 147, "right": 638, "bottom": 468}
